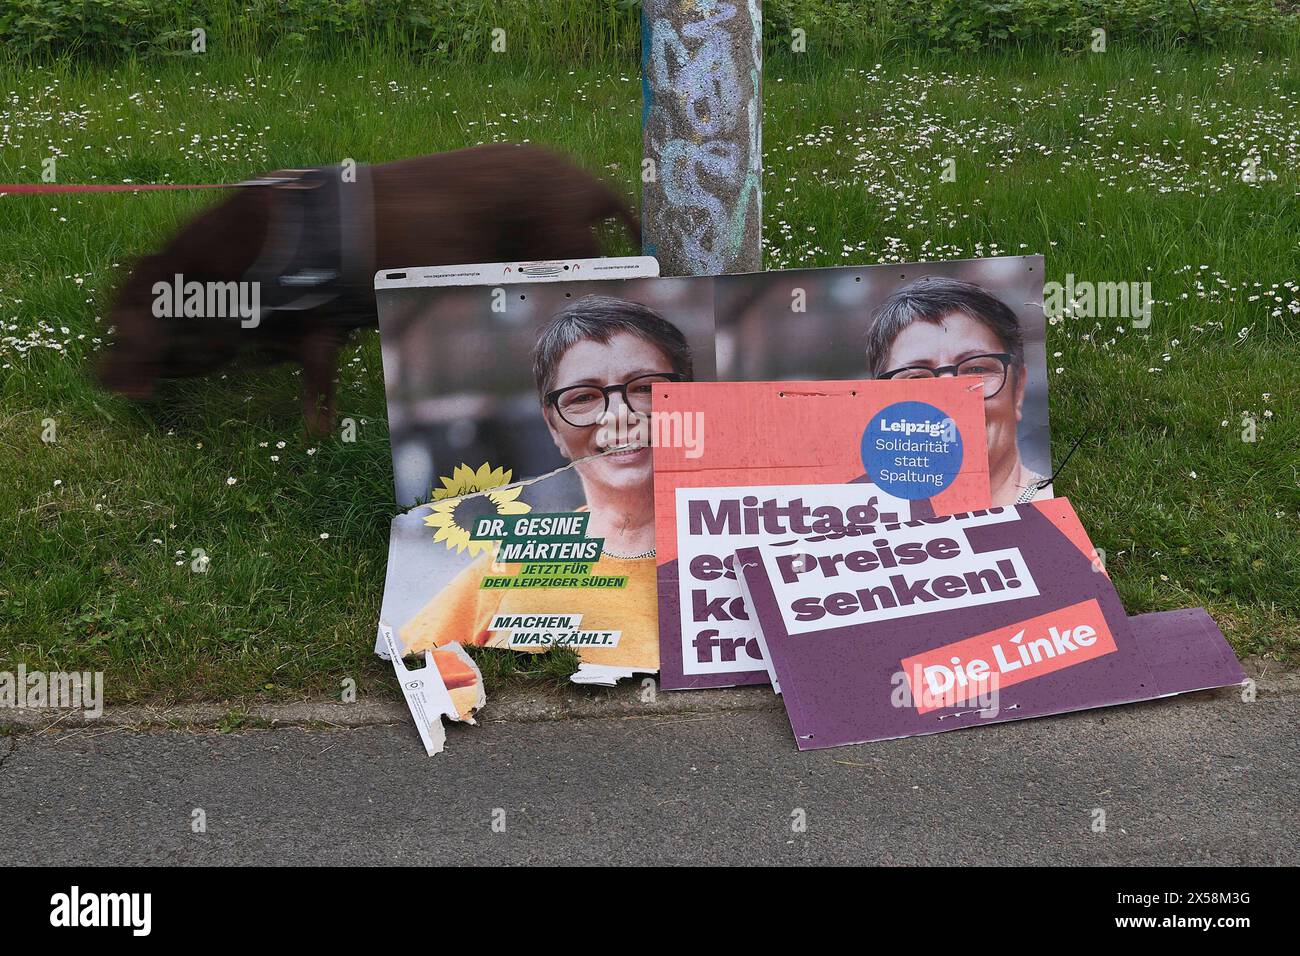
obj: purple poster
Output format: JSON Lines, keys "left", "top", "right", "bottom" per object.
{"left": 735, "top": 496, "right": 1244, "bottom": 750}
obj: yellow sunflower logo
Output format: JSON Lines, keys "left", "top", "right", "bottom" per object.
{"left": 423, "top": 462, "right": 530, "bottom": 556}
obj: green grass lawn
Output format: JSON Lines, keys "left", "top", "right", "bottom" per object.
{"left": 2, "top": 40, "right": 1298, "bottom": 704}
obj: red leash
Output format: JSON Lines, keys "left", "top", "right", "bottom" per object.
{"left": 0, "top": 182, "right": 234, "bottom": 194}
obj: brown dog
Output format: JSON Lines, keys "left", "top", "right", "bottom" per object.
{"left": 98, "top": 144, "right": 640, "bottom": 433}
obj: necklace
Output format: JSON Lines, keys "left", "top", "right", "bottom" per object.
{"left": 604, "top": 548, "right": 656, "bottom": 559}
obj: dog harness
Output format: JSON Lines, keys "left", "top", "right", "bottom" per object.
{"left": 239, "top": 164, "right": 376, "bottom": 325}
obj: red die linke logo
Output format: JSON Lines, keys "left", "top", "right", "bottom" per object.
{"left": 900, "top": 599, "right": 1117, "bottom": 714}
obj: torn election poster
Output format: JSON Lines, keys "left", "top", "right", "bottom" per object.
{"left": 374, "top": 278, "right": 716, "bottom": 686}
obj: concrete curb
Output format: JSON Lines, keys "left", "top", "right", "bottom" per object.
{"left": 1, "top": 664, "right": 1292, "bottom": 735}
{"left": 0, "top": 683, "right": 783, "bottom": 734}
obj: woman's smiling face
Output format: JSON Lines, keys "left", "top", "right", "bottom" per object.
{"left": 544, "top": 332, "right": 672, "bottom": 496}
{"left": 883, "top": 311, "right": 1026, "bottom": 469}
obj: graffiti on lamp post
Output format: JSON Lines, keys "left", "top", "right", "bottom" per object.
{"left": 641, "top": 0, "right": 762, "bottom": 277}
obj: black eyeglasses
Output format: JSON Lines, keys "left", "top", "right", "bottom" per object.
{"left": 545, "top": 372, "right": 682, "bottom": 427}
{"left": 878, "top": 353, "right": 1014, "bottom": 399}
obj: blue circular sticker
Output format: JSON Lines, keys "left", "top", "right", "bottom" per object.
{"left": 862, "top": 401, "right": 964, "bottom": 499}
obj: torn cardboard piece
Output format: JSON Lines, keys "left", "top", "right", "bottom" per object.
{"left": 380, "top": 624, "right": 483, "bottom": 757}
{"left": 570, "top": 663, "right": 658, "bottom": 687}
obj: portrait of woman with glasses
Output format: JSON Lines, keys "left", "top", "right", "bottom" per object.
{"left": 866, "top": 277, "right": 1050, "bottom": 506}
{"left": 400, "top": 295, "right": 693, "bottom": 669}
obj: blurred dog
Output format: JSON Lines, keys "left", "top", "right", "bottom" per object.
{"left": 98, "top": 144, "right": 640, "bottom": 433}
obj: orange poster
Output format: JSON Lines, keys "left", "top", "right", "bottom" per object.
{"left": 653, "top": 377, "right": 991, "bottom": 689}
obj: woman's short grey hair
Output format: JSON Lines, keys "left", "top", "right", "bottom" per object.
{"left": 532, "top": 294, "right": 694, "bottom": 397}
{"left": 865, "top": 277, "right": 1025, "bottom": 378}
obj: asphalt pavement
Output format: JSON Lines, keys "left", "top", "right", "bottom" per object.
{"left": 1, "top": 684, "right": 1295, "bottom": 865}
